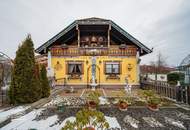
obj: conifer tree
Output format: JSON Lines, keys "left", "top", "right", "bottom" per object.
{"left": 9, "top": 35, "right": 41, "bottom": 104}
{"left": 40, "top": 65, "right": 50, "bottom": 98}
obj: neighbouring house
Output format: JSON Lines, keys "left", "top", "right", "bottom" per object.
{"left": 177, "top": 54, "right": 190, "bottom": 85}
{"left": 140, "top": 65, "right": 175, "bottom": 82}
{"left": 35, "top": 55, "right": 48, "bottom": 66}
{"left": 0, "top": 53, "right": 13, "bottom": 87}
{"left": 35, "top": 17, "right": 152, "bottom": 89}
{"left": 0, "top": 52, "right": 13, "bottom": 104}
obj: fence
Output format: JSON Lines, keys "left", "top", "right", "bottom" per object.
{"left": 0, "top": 88, "right": 9, "bottom": 106}
{"left": 141, "top": 80, "right": 190, "bottom": 105}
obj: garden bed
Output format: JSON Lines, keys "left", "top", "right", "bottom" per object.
{"left": 3, "top": 106, "right": 189, "bottom": 130}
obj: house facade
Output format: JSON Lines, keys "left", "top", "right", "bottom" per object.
{"left": 35, "top": 18, "right": 152, "bottom": 89}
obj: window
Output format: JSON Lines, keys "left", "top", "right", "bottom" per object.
{"left": 105, "top": 62, "right": 120, "bottom": 75}
{"left": 68, "top": 62, "right": 83, "bottom": 75}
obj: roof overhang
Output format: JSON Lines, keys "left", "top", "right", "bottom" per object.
{"left": 35, "top": 17, "right": 152, "bottom": 56}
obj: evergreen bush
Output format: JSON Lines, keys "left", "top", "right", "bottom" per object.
{"left": 9, "top": 35, "right": 41, "bottom": 104}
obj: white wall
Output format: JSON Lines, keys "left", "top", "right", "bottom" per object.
{"left": 147, "top": 74, "right": 167, "bottom": 81}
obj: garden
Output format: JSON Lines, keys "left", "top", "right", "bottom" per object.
{"left": 1, "top": 88, "right": 190, "bottom": 130}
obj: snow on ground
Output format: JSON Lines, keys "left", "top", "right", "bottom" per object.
{"left": 143, "top": 117, "right": 164, "bottom": 127}
{"left": 51, "top": 116, "right": 76, "bottom": 130}
{"left": 99, "top": 96, "right": 110, "bottom": 105}
{"left": 165, "top": 117, "right": 186, "bottom": 130}
{"left": 2, "top": 108, "right": 44, "bottom": 130}
{"left": 0, "top": 106, "right": 29, "bottom": 121}
{"left": 105, "top": 116, "right": 121, "bottom": 129}
{"left": 123, "top": 115, "right": 139, "bottom": 128}
{"left": 2, "top": 109, "right": 121, "bottom": 130}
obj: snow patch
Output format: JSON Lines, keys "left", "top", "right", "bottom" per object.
{"left": 176, "top": 111, "right": 190, "bottom": 120}
{"left": 123, "top": 115, "right": 139, "bottom": 128}
{"left": 0, "top": 106, "right": 29, "bottom": 121}
{"left": 1, "top": 108, "right": 44, "bottom": 130}
{"left": 143, "top": 117, "right": 164, "bottom": 127}
{"left": 165, "top": 117, "right": 186, "bottom": 129}
{"left": 99, "top": 96, "right": 110, "bottom": 105}
{"left": 105, "top": 116, "right": 121, "bottom": 129}
{"left": 52, "top": 116, "right": 76, "bottom": 130}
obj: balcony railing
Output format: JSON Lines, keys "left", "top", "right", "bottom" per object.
{"left": 51, "top": 46, "right": 137, "bottom": 56}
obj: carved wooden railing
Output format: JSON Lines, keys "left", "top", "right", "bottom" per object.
{"left": 51, "top": 46, "right": 137, "bottom": 56}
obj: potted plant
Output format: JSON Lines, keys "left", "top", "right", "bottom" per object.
{"left": 147, "top": 96, "right": 161, "bottom": 111}
{"left": 62, "top": 108, "right": 109, "bottom": 130}
{"left": 86, "top": 91, "right": 100, "bottom": 110}
{"left": 142, "top": 90, "right": 155, "bottom": 100}
{"left": 83, "top": 127, "right": 95, "bottom": 130}
{"left": 117, "top": 97, "right": 132, "bottom": 111}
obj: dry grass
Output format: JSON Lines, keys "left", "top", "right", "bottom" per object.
{"left": 81, "top": 89, "right": 105, "bottom": 97}
{"left": 59, "top": 89, "right": 84, "bottom": 97}
{"left": 104, "top": 89, "right": 127, "bottom": 97}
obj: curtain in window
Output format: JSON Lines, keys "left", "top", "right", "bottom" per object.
{"left": 69, "top": 64, "right": 75, "bottom": 74}
{"left": 113, "top": 64, "right": 119, "bottom": 73}
{"left": 75, "top": 64, "right": 82, "bottom": 73}
{"left": 78, "top": 64, "right": 82, "bottom": 73}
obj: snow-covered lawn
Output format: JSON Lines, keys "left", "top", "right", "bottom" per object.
{"left": 0, "top": 106, "right": 29, "bottom": 121}
{"left": 1, "top": 108, "right": 121, "bottom": 130}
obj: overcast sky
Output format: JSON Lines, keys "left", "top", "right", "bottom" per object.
{"left": 0, "top": 0, "right": 190, "bottom": 66}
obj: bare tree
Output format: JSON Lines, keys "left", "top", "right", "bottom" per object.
{"left": 150, "top": 52, "right": 167, "bottom": 81}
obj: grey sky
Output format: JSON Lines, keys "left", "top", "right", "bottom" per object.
{"left": 0, "top": 0, "right": 190, "bottom": 66}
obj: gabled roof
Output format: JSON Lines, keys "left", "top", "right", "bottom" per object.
{"left": 35, "top": 17, "right": 152, "bottom": 56}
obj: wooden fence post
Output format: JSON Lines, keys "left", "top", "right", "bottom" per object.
{"left": 187, "top": 86, "right": 190, "bottom": 105}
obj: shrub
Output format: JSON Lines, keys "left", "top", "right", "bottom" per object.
{"left": 87, "top": 91, "right": 101, "bottom": 104}
{"left": 118, "top": 97, "right": 132, "bottom": 105}
{"left": 147, "top": 96, "right": 161, "bottom": 106}
{"left": 167, "top": 72, "right": 184, "bottom": 85}
{"left": 142, "top": 90, "right": 155, "bottom": 100}
{"left": 62, "top": 108, "right": 109, "bottom": 130}
{"left": 40, "top": 65, "right": 50, "bottom": 98}
{"left": 9, "top": 35, "right": 41, "bottom": 104}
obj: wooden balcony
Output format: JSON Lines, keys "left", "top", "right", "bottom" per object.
{"left": 51, "top": 46, "right": 137, "bottom": 56}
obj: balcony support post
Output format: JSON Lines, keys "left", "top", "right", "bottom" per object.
{"left": 76, "top": 24, "right": 80, "bottom": 47}
{"left": 108, "top": 24, "right": 111, "bottom": 48}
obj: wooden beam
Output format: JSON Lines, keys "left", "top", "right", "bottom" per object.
{"left": 108, "top": 24, "right": 111, "bottom": 47}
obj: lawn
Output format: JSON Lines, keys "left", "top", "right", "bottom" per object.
{"left": 58, "top": 89, "right": 84, "bottom": 97}
{"left": 104, "top": 89, "right": 126, "bottom": 97}
{"left": 81, "top": 89, "right": 105, "bottom": 97}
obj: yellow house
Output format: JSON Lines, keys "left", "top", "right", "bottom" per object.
{"left": 35, "top": 18, "right": 152, "bottom": 89}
